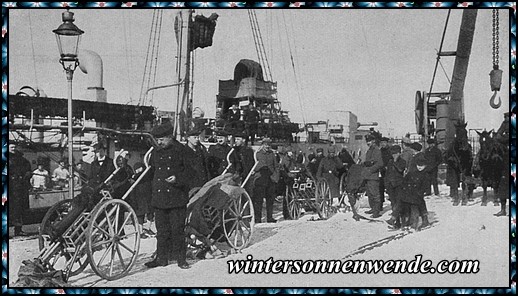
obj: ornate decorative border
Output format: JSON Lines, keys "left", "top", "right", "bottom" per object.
{"left": 1, "top": 2, "right": 516, "bottom": 294}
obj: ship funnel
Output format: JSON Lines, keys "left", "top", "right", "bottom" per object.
{"left": 78, "top": 49, "right": 107, "bottom": 102}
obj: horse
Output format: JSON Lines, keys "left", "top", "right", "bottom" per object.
{"left": 445, "top": 121, "right": 474, "bottom": 206}
{"left": 474, "top": 130, "right": 505, "bottom": 206}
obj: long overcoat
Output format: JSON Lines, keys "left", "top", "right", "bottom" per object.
{"left": 149, "top": 140, "right": 193, "bottom": 209}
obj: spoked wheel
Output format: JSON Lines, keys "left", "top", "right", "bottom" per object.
{"left": 316, "top": 179, "right": 333, "bottom": 220}
{"left": 39, "top": 199, "right": 74, "bottom": 250}
{"left": 86, "top": 199, "right": 140, "bottom": 281}
{"left": 222, "top": 188, "right": 255, "bottom": 251}
{"left": 39, "top": 199, "right": 90, "bottom": 277}
{"left": 284, "top": 186, "right": 301, "bottom": 220}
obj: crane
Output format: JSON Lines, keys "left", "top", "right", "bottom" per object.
{"left": 415, "top": 10, "right": 478, "bottom": 151}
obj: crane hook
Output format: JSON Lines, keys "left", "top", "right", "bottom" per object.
{"left": 489, "top": 91, "right": 501, "bottom": 109}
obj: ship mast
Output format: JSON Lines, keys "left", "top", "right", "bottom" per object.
{"left": 174, "top": 9, "right": 193, "bottom": 140}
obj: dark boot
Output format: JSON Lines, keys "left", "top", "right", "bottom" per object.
{"left": 370, "top": 211, "right": 381, "bottom": 218}
{"left": 252, "top": 198, "right": 262, "bottom": 223}
{"left": 494, "top": 203, "right": 506, "bottom": 217}
{"left": 481, "top": 193, "right": 488, "bottom": 206}
{"left": 386, "top": 216, "right": 397, "bottom": 226}
{"left": 451, "top": 187, "right": 460, "bottom": 206}
{"left": 452, "top": 196, "right": 460, "bottom": 206}
{"left": 421, "top": 215, "right": 430, "bottom": 228}
{"left": 265, "top": 196, "right": 275, "bottom": 222}
{"left": 145, "top": 257, "right": 168, "bottom": 268}
{"left": 461, "top": 192, "right": 468, "bottom": 206}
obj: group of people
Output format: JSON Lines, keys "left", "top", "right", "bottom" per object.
{"left": 359, "top": 134, "right": 443, "bottom": 230}
{"left": 7, "top": 141, "right": 156, "bottom": 238}
{"left": 220, "top": 103, "right": 261, "bottom": 145}
{"left": 7, "top": 142, "right": 106, "bottom": 237}
{"left": 9, "top": 113, "right": 509, "bottom": 269}
{"left": 143, "top": 122, "right": 261, "bottom": 269}
{"left": 29, "top": 158, "right": 88, "bottom": 191}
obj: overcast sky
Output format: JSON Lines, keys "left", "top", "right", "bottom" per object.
{"left": 9, "top": 8, "right": 510, "bottom": 137}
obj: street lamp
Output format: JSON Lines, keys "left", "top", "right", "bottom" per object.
{"left": 53, "top": 9, "right": 84, "bottom": 199}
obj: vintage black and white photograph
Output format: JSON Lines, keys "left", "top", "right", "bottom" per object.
{"left": 6, "top": 6, "right": 512, "bottom": 289}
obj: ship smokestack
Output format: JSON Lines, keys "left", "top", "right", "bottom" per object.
{"left": 78, "top": 49, "right": 107, "bottom": 102}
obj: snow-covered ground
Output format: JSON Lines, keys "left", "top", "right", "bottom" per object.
{"left": 8, "top": 184, "right": 510, "bottom": 288}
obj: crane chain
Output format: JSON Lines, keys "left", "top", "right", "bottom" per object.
{"left": 492, "top": 9, "right": 499, "bottom": 68}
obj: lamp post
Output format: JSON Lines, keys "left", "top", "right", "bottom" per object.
{"left": 53, "top": 9, "right": 84, "bottom": 199}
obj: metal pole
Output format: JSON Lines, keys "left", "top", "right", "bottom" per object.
{"left": 423, "top": 91, "right": 428, "bottom": 149}
{"left": 66, "top": 68, "right": 74, "bottom": 199}
{"left": 445, "top": 10, "right": 477, "bottom": 149}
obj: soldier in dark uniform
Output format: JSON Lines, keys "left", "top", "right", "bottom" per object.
{"left": 252, "top": 138, "right": 279, "bottom": 223}
{"left": 226, "top": 104, "right": 243, "bottom": 133}
{"left": 307, "top": 147, "right": 324, "bottom": 180}
{"left": 279, "top": 146, "right": 301, "bottom": 219}
{"left": 316, "top": 146, "right": 344, "bottom": 200}
{"left": 379, "top": 137, "right": 391, "bottom": 205}
{"left": 424, "top": 138, "right": 443, "bottom": 196}
{"left": 244, "top": 104, "right": 260, "bottom": 145}
{"left": 400, "top": 136, "right": 414, "bottom": 168}
{"left": 362, "top": 134, "right": 384, "bottom": 218}
{"left": 89, "top": 144, "right": 115, "bottom": 186}
{"left": 8, "top": 142, "right": 32, "bottom": 237}
{"left": 399, "top": 153, "right": 430, "bottom": 229}
{"left": 207, "top": 130, "right": 231, "bottom": 179}
{"left": 184, "top": 129, "right": 210, "bottom": 189}
{"left": 384, "top": 145, "right": 407, "bottom": 229}
{"left": 229, "top": 132, "right": 256, "bottom": 185}
{"left": 144, "top": 122, "right": 191, "bottom": 269}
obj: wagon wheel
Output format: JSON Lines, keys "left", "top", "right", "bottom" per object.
{"left": 39, "top": 199, "right": 73, "bottom": 250}
{"left": 284, "top": 186, "right": 301, "bottom": 220}
{"left": 86, "top": 199, "right": 140, "bottom": 281}
{"left": 316, "top": 179, "right": 333, "bottom": 220}
{"left": 222, "top": 189, "right": 255, "bottom": 251}
{"left": 38, "top": 199, "right": 89, "bottom": 277}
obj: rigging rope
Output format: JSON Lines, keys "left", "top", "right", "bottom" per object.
{"left": 145, "top": 10, "right": 160, "bottom": 106}
{"left": 435, "top": 49, "right": 452, "bottom": 84}
{"left": 123, "top": 11, "right": 134, "bottom": 104}
{"left": 149, "top": 10, "right": 164, "bottom": 107}
{"left": 138, "top": 10, "right": 157, "bottom": 106}
{"left": 248, "top": 10, "right": 266, "bottom": 80}
{"left": 27, "top": 11, "right": 39, "bottom": 92}
{"left": 428, "top": 10, "right": 452, "bottom": 102}
{"left": 281, "top": 11, "right": 307, "bottom": 127}
{"left": 252, "top": 11, "right": 274, "bottom": 83}
{"left": 248, "top": 10, "right": 274, "bottom": 83}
